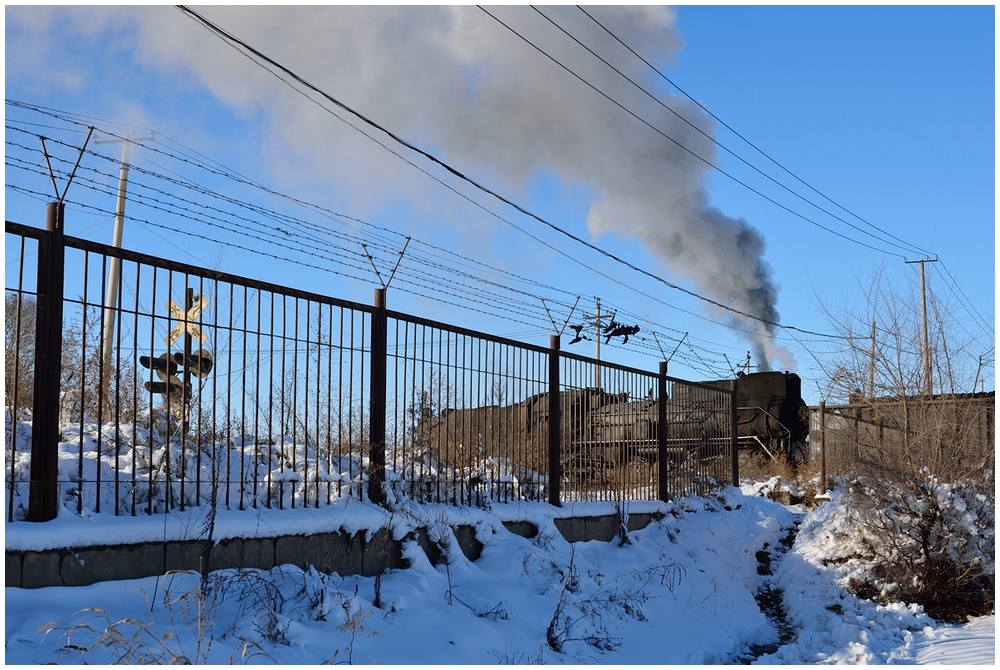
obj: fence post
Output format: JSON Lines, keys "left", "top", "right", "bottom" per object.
{"left": 819, "top": 401, "right": 827, "bottom": 495}
{"left": 369, "top": 288, "right": 387, "bottom": 506}
{"left": 730, "top": 379, "right": 739, "bottom": 486}
{"left": 28, "top": 202, "right": 66, "bottom": 522}
{"left": 657, "top": 361, "right": 669, "bottom": 501}
{"left": 547, "top": 335, "right": 561, "bottom": 507}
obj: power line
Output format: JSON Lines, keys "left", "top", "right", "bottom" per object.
{"left": 479, "top": 6, "right": 906, "bottom": 260}
{"left": 528, "top": 5, "right": 927, "bottom": 259}
{"left": 6, "top": 102, "right": 835, "bottom": 382}
{"left": 565, "top": 8, "right": 993, "bottom": 348}
{"left": 8, "top": 129, "right": 577, "bottom": 323}
{"left": 572, "top": 5, "right": 934, "bottom": 260}
{"left": 174, "top": 6, "right": 837, "bottom": 340}
{"left": 934, "top": 261, "right": 994, "bottom": 340}
{"left": 8, "top": 101, "right": 835, "bottom": 354}
{"left": 2, "top": 105, "right": 900, "bottom": 391}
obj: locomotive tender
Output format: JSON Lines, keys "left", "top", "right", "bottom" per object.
{"left": 537, "top": 371, "right": 809, "bottom": 471}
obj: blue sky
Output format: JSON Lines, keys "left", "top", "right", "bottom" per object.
{"left": 4, "top": 5, "right": 995, "bottom": 404}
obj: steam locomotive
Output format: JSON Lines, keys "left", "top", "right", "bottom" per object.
{"left": 527, "top": 371, "right": 809, "bottom": 471}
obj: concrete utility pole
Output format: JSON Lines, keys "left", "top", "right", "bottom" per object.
{"left": 905, "top": 258, "right": 938, "bottom": 396}
{"left": 98, "top": 134, "right": 152, "bottom": 377}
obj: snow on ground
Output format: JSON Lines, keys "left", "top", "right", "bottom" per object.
{"left": 5, "top": 482, "right": 995, "bottom": 664}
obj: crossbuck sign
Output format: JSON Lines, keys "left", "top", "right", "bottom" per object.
{"left": 166, "top": 294, "right": 209, "bottom": 346}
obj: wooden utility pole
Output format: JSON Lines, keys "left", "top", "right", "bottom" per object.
{"left": 905, "top": 258, "right": 938, "bottom": 395}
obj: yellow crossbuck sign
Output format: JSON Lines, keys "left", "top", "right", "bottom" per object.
{"left": 166, "top": 294, "right": 208, "bottom": 346}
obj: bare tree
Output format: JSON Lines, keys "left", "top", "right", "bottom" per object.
{"left": 58, "top": 303, "right": 146, "bottom": 426}
{"left": 4, "top": 292, "right": 36, "bottom": 417}
{"left": 818, "top": 265, "right": 994, "bottom": 621}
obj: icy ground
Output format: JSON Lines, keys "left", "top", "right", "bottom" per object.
{"left": 4, "top": 481, "right": 994, "bottom": 664}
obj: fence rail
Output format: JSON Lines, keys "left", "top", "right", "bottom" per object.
{"left": 5, "top": 218, "right": 737, "bottom": 522}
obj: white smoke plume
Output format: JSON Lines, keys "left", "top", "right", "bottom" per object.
{"left": 7, "top": 5, "right": 793, "bottom": 370}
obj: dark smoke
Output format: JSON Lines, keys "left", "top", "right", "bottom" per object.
{"left": 10, "top": 5, "right": 794, "bottom": 370}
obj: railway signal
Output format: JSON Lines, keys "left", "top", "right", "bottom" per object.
{"left": 166, "top": 294, "right": 208, "bottom": 346}
{"left": 141, "top": 290, "right": 212, "bottom": 427}
{"left": 172, "top": 349, "right": 213, "bottom": 378}
{"left": 139, "top": 354, "right": 191, "bottom": 402}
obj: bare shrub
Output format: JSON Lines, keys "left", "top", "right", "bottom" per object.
{"left": 741, "top": 451, "right": 798, "bottom": 484}
{"left": 4, "top": 292, "right": 35, "bottom": 415}
{"left": 847, "top": 475, "right": 994, "bottom": 620}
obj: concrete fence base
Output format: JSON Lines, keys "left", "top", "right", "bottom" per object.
{"left": 7, "top": 512, "right": 663, "bottom": 589}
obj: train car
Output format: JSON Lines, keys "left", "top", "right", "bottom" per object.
{"left": 566, "top": 371, "right": 809, "bottom": 472}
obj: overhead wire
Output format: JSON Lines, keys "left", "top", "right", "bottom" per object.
{"left": 566, "top": 7, "right": 992, "bottom": 346}
{"left": 1, "top": 104, "right": 936, "bottom": 388}
{"left": 174, "top": 5, "right": 837, "bottom": 340}
{"left": 572, "top": 4, "right": 934, "bottom": 260}
{"left": 5, "top": 104, "right": 826, "bottom": 380}
{"left": 7, "top": 139, "right": 573, "bottom": 338}
{"left": 485, "top": 7, "right": 992, "bottom": 361}
{"left": 479, "top": 6, "right": 905, "bottom": 260}
{"left": 7, "top": 128, "right": 574, "bottom": 323}
{"left": 528, "top": 5, "right": 926, "bottom": 259}
{"left": 9, "top": 101, "right": 837, "bottom": 361}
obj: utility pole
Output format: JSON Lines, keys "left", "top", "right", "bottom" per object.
{"left": 98, "top": 133, "right": 153, "bottom": 382}
{"left": 905, "top": 258, "right": 938, "bottom": 396}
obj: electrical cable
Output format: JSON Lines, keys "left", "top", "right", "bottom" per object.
{"left": 529, "top": 5, "right": 926, "bottom": 259}
{"left": 479, "top": 6, "right": 905, "bottom": 259}
{"left": 573, "top": 4, "right": 935, "bottom": 260}
{"left": 174, "top": 6, "right": 838, "bottom": 339}
{"left": 9, "top": 111, "right": 836, "bottom": 347}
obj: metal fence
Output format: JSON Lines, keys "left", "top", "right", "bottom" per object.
{"left": 809, "top": 396, "right": 995, "bottom": 495}
{"left": 5, "top": 216, "right": 737, "bottom": 522}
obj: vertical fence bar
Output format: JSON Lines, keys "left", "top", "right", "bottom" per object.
{"left": 252, "top": 289, "right": 262, "bottom": 508}
{"left": 657, "top": 362, "right": 668, "bottom": 502}
{"left": 369, "top": 288, "right": 387, "bottom": 506}
{"left": 129, "top": 261, "right": 141, "bottom": 515}
{"left": 819, "top": 401, "right": 827, "bottom": 496}
{"left": 325, "top": 304, "right": 335, "bottom": 505}
{"left": 112, "top": 255, "right": 123, "bottom": 515}
{"left": 548, "top": 335, "right": 561, "bottom": 507}
{"left": 27, "top": 202, "right": 65, "bottom": 522}
{"left": 730, "top": 379, "right": 739, "bottom": 486}
{"left": 77, "top": 251, "right": 90, "bottom": 516}
{"left": 231, "top": 283, "right": 240, "bottom": 510}
{"left": 147, "top": 268, "right": 157, "bottom": 516}
{"left": 94, "top": 255, "right": 108, "bottom": 514}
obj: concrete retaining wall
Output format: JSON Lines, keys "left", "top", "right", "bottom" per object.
{"left": 7, "top": 512, "right": 663, "bottom": 589}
